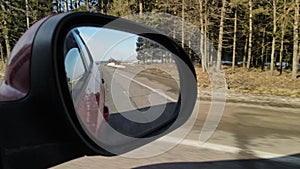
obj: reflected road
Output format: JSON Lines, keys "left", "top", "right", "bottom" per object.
{"left": 100, "top": 64, "right": 180, "bottom": 114}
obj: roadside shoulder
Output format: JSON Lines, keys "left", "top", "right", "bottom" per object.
{"left": 198, "top": 90, "right": 300, "bottom": 109}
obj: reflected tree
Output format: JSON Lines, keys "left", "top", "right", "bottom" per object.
{"left": 136, "top": 36, "right": 168, "bottom": 64}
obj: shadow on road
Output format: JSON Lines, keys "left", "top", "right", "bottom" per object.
{"left": 133, "top": 153, "right": 300, "bottom": 169}
{"left": 106, "top": 102, "right": 178, "bottom": 138}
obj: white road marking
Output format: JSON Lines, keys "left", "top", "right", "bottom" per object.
{"left": 116, "top": 72, "right": 177, "bottom": 102}
{"left": 161, "top": 136, "right": 300, "bottom": 166}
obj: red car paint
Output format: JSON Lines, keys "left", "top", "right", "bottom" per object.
{"left": 65, "top": 30, "right": 109, "bottom": 138}
{"left": 0, "top": 17, "right": 50, "bottom": 102}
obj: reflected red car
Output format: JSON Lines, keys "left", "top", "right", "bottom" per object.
{"left": 64, "top": 29, "right": 109, "bottom": 135}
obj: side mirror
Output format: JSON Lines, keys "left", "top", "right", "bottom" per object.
{"left": 0, "top": 12, "right": 197, "bottom": 168}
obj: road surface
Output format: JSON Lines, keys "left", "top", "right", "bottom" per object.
{"left": 53, "top": 64, "right": 300, "bottom": 169}
{"left": 100, "top": 64, "right": 180, "bottom": 114}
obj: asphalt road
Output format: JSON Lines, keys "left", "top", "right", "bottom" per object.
{"left": 100, "top": 64, "right": 180, "bottom": 114}
{"left": 52, "top": 65, "right": 300, "bottom": 169}
{"left": 91, "top": 64, "right": 181, "bottom": 146}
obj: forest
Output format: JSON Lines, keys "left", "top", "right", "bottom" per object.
{"left": 0, "top": 0, "right": 299, "bottom": 78}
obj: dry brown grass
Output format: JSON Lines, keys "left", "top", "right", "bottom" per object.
{"left": 0, "top": 63, "right": 5, "bottom": 83}
{"left": 195, "top": 65, "right": 300, "bottom": 97}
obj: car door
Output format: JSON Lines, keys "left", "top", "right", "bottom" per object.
{"left": 65, "top": 31, "right": 103, "bottom": 135}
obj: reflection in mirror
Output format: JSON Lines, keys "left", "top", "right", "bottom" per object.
{"left": 64, "top": 27, "right": 180, "bottom": 148}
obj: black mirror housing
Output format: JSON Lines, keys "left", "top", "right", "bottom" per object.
{"left": 0, "top": 12, "right": 197, "bottom": 168}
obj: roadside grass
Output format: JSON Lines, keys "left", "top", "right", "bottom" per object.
{"left": 195, "top": 65, "right": 300, "bottom": 97}
{"left": 0, "top": 63, "right": 5, "bottom": 83}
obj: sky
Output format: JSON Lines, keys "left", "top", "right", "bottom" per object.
{"left": 78, "top": 27, "right": 138, "bottom": 62}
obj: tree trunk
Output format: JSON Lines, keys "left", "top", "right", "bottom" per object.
{"left": 69, "top": 0, "right": 73, "bottom": 11}
{"left": 292, "top": 0, "right": 299, "bottom": 78}
{"left": 247, "top": 0, "right": 253, "bottom": 70}
{"left": 217, "top": 0, "right": 226, "bottom": 71}
{"left": 232, "top": 6, "right": 238, "bottom": 70}
{"left": 210, "top": 31, "right": 214, "bottom": 66}
{"left": 107, "top": 0, "right": 111, "bottom": 13}
{"left": 86, "top": 0, "right": 89, "bottom": 11}
{"left": 64, "top": 0, "right": 68, "bottom": 12}
{"left": 261, "top": 28, "right": 266, "bottom": 71}
{"left": 270, "top": 0, "right": 277, "bottom": 75}
{"left": 52, "top": 0, "right": 57, "bottom": 12}
{"left": 100, "top": 0, "right": 104, "bottom": 13}
{"left": 25, "top": 0, "right": 29, "bottom": 29}
{"left": 139, "top": 0, "right": 143, "bottom": 15}
{"left": 199, "top": 0, "right": 205, "bottom": 72}
{"left": 74, "top": 0, "right": 78, "bottom": 9}
{"left": 279, "top": 0, "right": 287, "bottom": 75}
{"left": 0, "top": 4, "right": 11, "bottom": 59}
{"left": 58, "top": 0, "right": 62, "bottom": 12}
{"left": 0, "top": 43, "right": 4, "bottom": 64}
{"left": 3, "top": 21, "right": 10, "bottom": 60}
{"left": 243, "top": 36, "right": 248, "bottom": 68}
{"left": 204, "top": 0, "right": 208, "bottom": 69}
{"left": 182, "top": 0, "right": 185, "bottom": 48}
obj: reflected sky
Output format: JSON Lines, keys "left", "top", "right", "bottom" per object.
{"left": 79, "top": 27, "right": 138, "bottom": 62}
{"left": 65, "top": 48, "right": 85, "bottom": 81}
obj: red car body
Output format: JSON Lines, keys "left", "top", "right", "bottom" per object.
{"left": 64, "top": 30, "right": 109, "bottom": 137}
{"left": 0, "top": 17, "right": 49, "bottom": 102}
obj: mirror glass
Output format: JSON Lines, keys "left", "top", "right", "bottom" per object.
{"left": 64, "top": 27, "right": 180, "bottom": 147}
